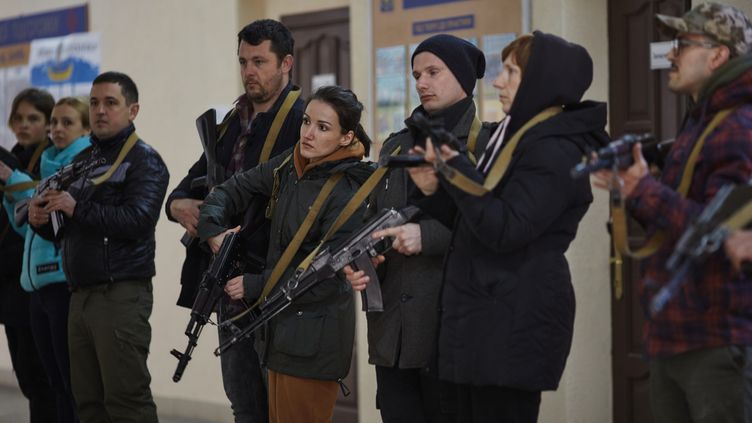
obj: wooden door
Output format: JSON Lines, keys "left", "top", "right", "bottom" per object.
{"left": 282, "top": 7, "right": 351, "bottom": 100}
{"left": 607, "top": 0, "right": 688, "bottom": 422}
{"left": 281, "top": 9, "right": 355, "bottom": 422}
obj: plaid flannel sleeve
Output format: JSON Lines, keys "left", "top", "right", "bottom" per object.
{"left": 628, "top": 116, "right": 752, "bottom": 240}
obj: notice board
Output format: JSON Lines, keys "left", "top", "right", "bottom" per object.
{"left": 372, "top": 0, "right": 522, "bottom": 145}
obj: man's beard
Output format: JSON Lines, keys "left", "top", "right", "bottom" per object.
{"left": 246, "top": 69, "right": 284, "bottom": 104}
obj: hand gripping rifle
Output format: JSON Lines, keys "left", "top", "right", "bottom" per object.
{"left": 649, "top": 183, "right": 752, "bottom": 316}
{"left": 180, "top": 109, "right": 226, "bottom": 247}
{"left": 14, "top": 157, "right": 105, "bottom": 237}
{"left": 379, "top": 111, "right": 464, "bottom": 168}
{"left": 570, "top": 133, "right": 674, "bottom": 179}
{"left": 213, "top": 205, "right": 421, "bottom": 356}
{"left": 171, "top": 231, "right": 243, "bottom": 382}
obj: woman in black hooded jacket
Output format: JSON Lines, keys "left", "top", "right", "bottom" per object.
{"left": 407, "top": 32, "right": 610, "bottom": 421}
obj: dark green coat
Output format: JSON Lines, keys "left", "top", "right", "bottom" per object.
{"left": 366, "top": 101, "right": 491, "bottom": 369}
{"left": 198, "top": 147, "right": 373, "bottom": 380}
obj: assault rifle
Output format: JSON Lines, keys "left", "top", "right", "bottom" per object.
{"left": 180, "top": 109, "right": 225, "bottom": 247}
{"left": 379, "top": 111, "right": 463, "bottom": 168}
{"left": 570, "top": 133, "right": 674, "bottom": 178}
{"left": 214, "top": 206, "right": 421, "bottom": 356}
{"left": 14, "top": 157, "right": 105, "bottom": 237}
{"left": 171, "top": 231, "right": 244, "bottom": 382}
{"left": 649, "top": 184, "right": 752, "bottom": 316}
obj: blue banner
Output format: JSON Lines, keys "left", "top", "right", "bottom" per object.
{"left": 0, "top": 5, "right": 88, "bottom": 47}
{"left": 29, "top": 32, "right": 100, "bottom": 89}
{"left": 413, "top": 15, "right": 474, "bottom": 36}
{"left": 404, "top": 0, "right": 467, "bottom": 9}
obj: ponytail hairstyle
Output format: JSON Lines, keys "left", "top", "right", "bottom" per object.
{"left": 306, "top": 86, "right": 372, "bottom": 156}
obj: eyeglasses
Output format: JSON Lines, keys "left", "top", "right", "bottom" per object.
{"left": 671, "top": 37, "right": 721, "bottom": 54}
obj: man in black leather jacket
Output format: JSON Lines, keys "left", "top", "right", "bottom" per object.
{"left": 32, "top": 71, "right": 169, "bottom": 423}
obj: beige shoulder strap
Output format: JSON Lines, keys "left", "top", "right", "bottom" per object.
{"left": 2, "top": 179, "right": 38, "bottom": 193}
{"left": 260, "top": 88, "right": 301, "bottom": 163}
{"left": 293, "top": 152, "right": 399, "bottom": 273}
{"left": 90, "top": 132, "right": 140, "bottom": 186}
{"left": 612, "top": 107, "right": 735, "bottom": 259}
{"left": 440, "top": 106, "right": 562, "bottom": 197}
{"left": 229, "top": 152, "right": 398, "bottom": 322}
{"left": 466, "top": 115, "right": 482, "bottom": 164}
{"left": 26, "top": 139, "right": 48, "bottom": 173}
{"left": 252, "top": 172, "right": 344, "bottom": 308}
{"left": 3, "top": 140, "right": 49, "bottom": 193}
{"left": 724, "top": 199, "right": 752, "bottom": 231}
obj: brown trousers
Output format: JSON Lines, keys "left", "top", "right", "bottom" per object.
{"left": 268, "top": 369, "right": 339, "bottom": 423}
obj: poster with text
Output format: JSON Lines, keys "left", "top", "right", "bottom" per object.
{"left": 29, "top": 32, "right": 100, "bottom": 99}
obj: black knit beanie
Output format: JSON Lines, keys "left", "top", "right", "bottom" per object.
{"left": 411, "top": 34, "right": 486, "bottom": 96}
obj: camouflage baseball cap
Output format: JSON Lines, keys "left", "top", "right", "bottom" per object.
{"left": 656, "top": 2, "right": 752, "bottom": 57}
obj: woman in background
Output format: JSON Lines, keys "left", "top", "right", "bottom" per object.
{"left": 3, "top": 96, "right": 91, "bottom": 423}
{"left": 406, "top": 32, "right": 609, "bottom": 422}
{"left": 0, "top": 88, "right": 57, "bottom": 422}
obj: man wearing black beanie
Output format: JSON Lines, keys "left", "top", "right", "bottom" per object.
{"left": 411, "top": 33, "right": 486, "bottom": 98}
{"left": 344, "top": 33, "right": 491, "bottom": 422}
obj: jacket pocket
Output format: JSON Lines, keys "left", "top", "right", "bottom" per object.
{"left": 272, "top": 310, "right": 324, "bottom": 358}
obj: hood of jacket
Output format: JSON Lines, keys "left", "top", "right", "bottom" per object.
{"left": 525, "top": 100, "right": 611, "bottom": 154}
{"left": 694, "top": 54, "right": 752, "bottom": 118}
{"left": 505, "top": 31, "right": 594, "bottom": 140}
{"left": 293, "top": 138, "right": 366, "bottom": 178}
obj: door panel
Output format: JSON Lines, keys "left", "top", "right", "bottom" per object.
{"left": 607, "top": 1, "right": 688, "bottom": 422}
{"left": 282, "top": 7, "right": 350, "bottom": 100}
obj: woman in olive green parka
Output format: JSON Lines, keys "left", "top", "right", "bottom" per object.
{"left": 198, "top": 86, "right": 373, "bottom": 423}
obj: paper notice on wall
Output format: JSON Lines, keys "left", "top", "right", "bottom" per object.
{"left": 29, "top": 32, "right": 101, "bottom": 98}
{"left": 312, "top": 73, "right": 336, "bottom": 91}
{"left": 376, "top": 45, "right": 407, "bottom": 145}
{"left": 650, "top": 41, "right": 673, "bottom": 70}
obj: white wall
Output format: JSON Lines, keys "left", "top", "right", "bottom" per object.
{"left": 531, "top": 1, "right": 613, "bottom": 423}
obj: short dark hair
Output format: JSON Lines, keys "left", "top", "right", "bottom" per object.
{"left": 237, "top": 19, "right": 294, "bottom": 63}
{"left": 92, "top": 71, "right": 139, "bottom": 105}
{"left": 8, "top": 88, "right": 55, "bottom": 126}
{"left": 307, "top": 85, "right": 372, "bottom": 156}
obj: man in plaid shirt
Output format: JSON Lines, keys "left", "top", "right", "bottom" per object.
{"left": 594, "top": 3, "right": 752, "bottom": 422}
